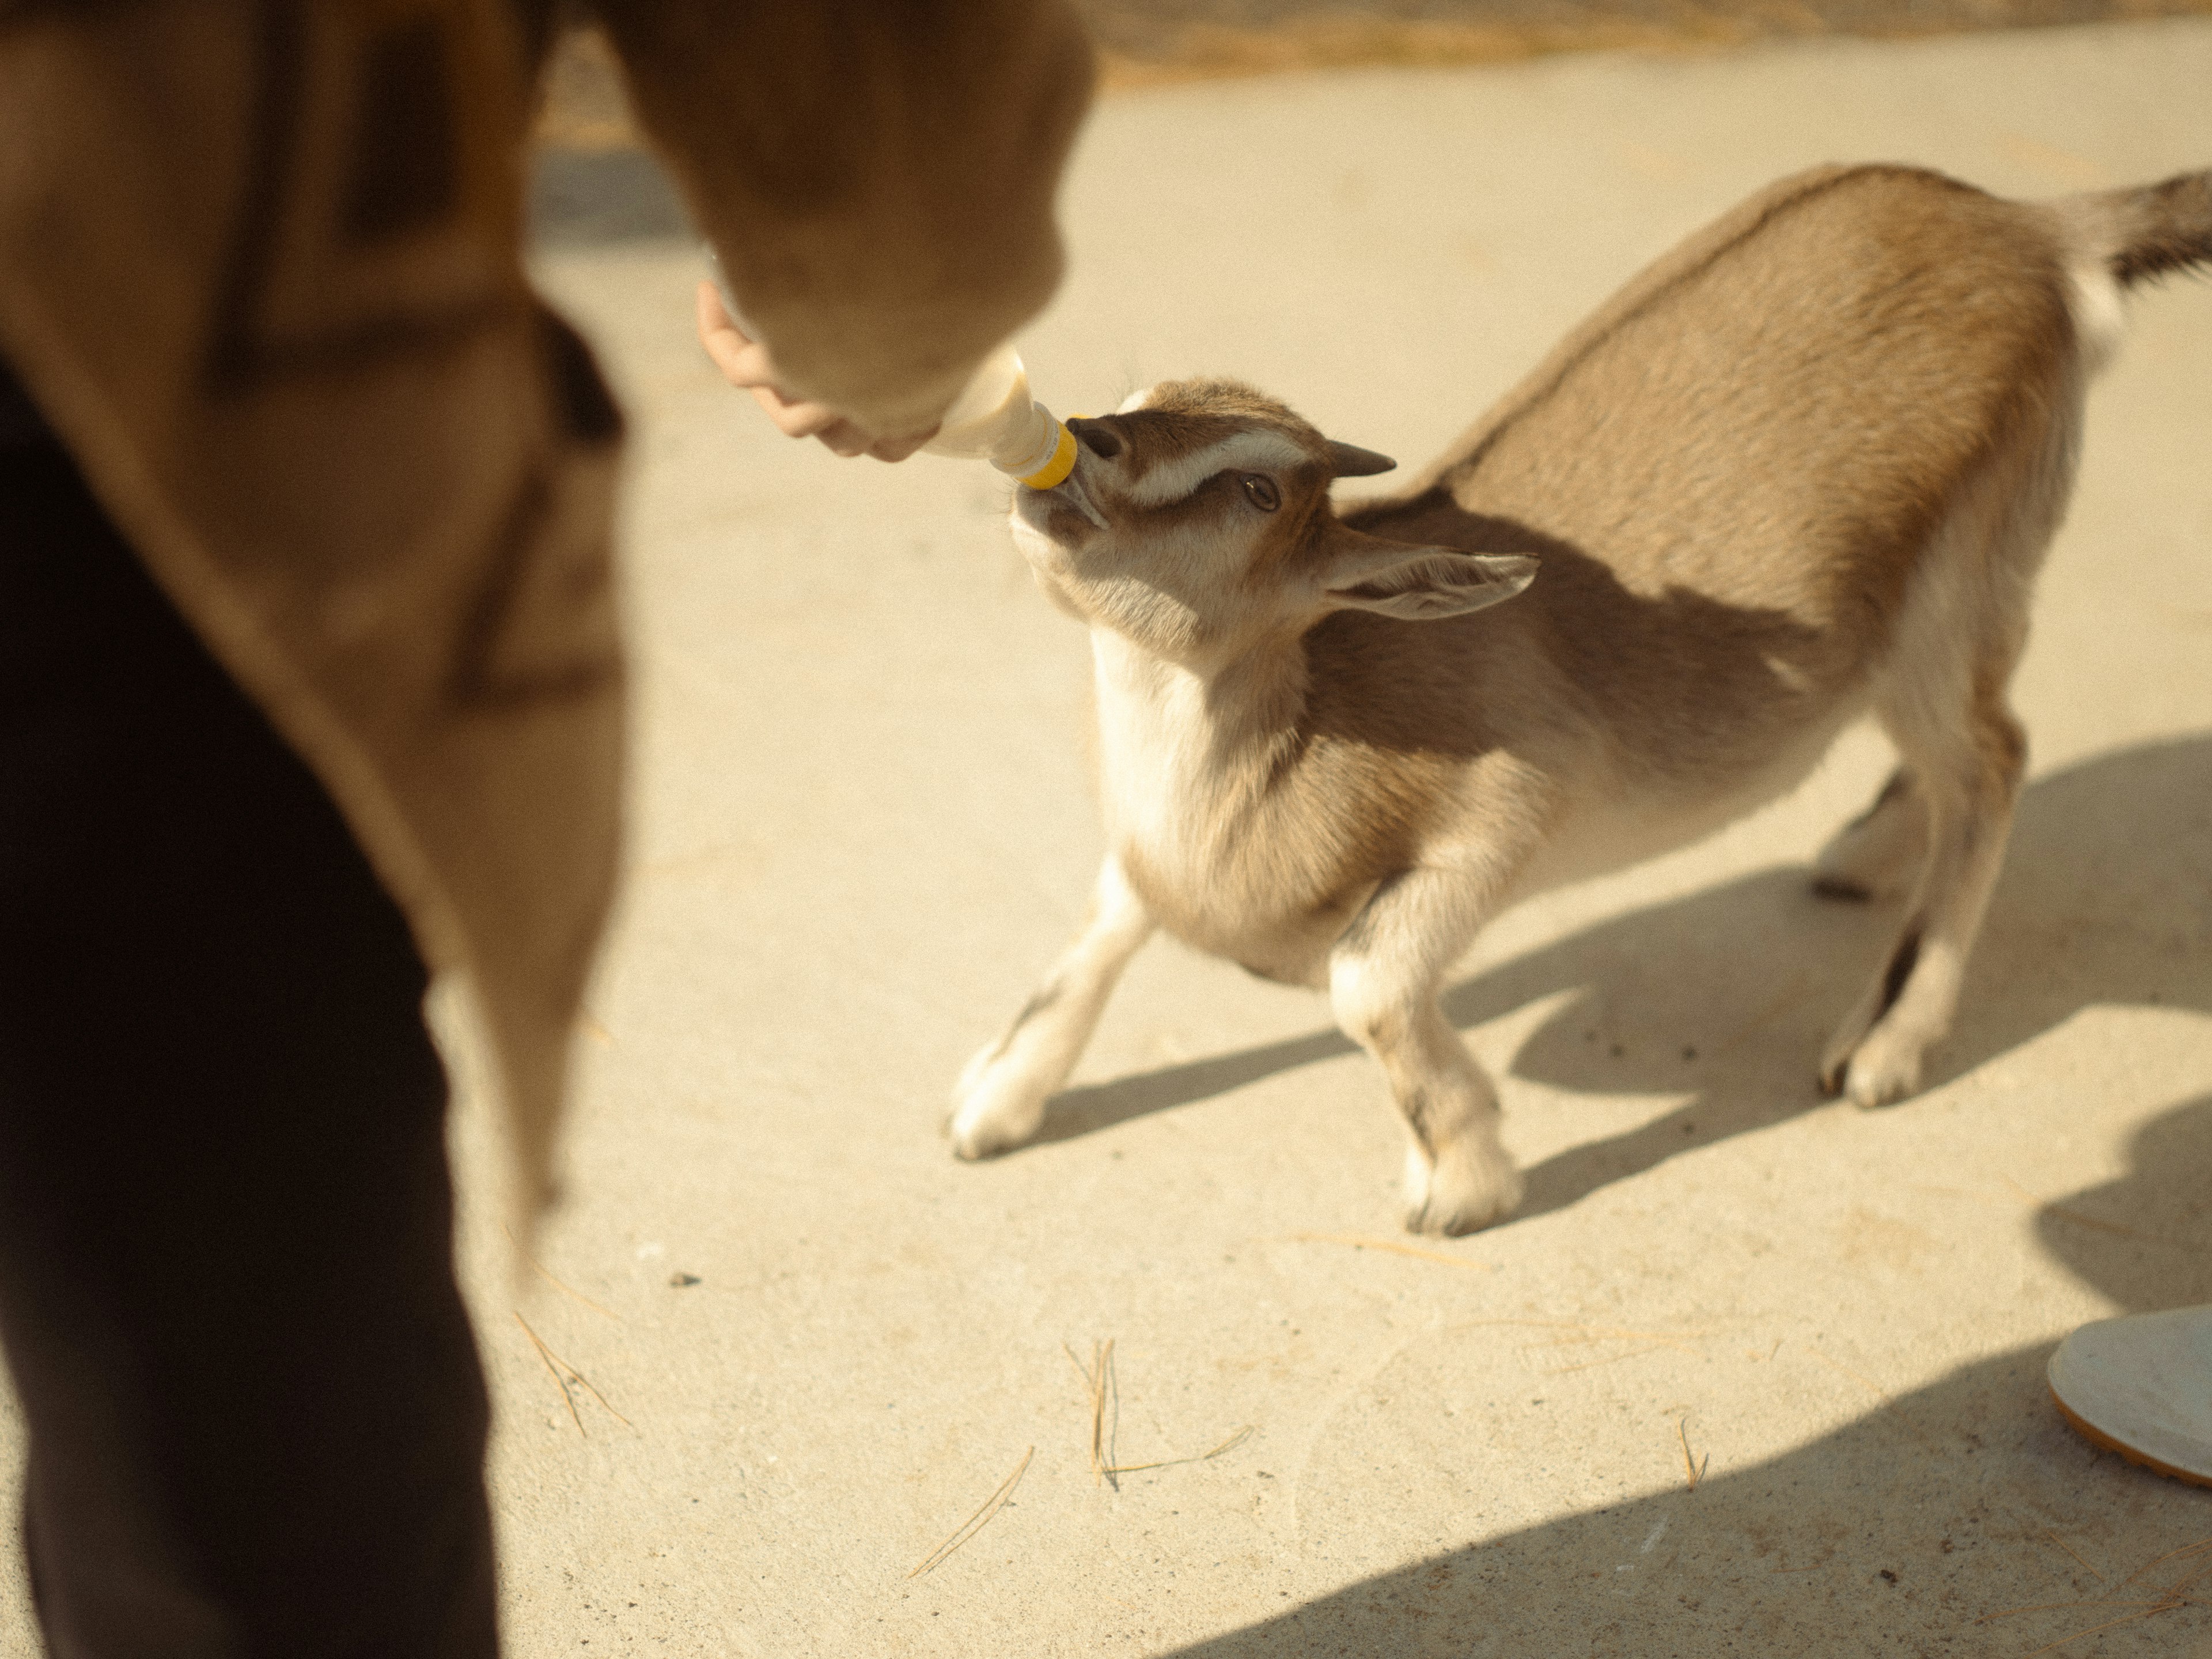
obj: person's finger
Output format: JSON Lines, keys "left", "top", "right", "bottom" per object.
{"left": 815, "top": 421, "right": 873, "bottom": 457}
{"left": 749, "top": 385, "right": 841, "bottom": 439}
{"left": 695, "top": 282, "right": 745, "bottom": 373}
{"left": 696, "top": 282, "right": 797, "bottom": 394}
{"left": 706, "top": 331, "right": 782, "bottom": 392}
{"left": 694, "top": 278, "right": 741, "bottom": 343}
{"left": 699, "top": 324, "right": 751, "bottom": 386}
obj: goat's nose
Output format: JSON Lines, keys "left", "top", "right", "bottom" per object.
{"left": 1068, "top": 417, "right": 1122, "bottom": 460}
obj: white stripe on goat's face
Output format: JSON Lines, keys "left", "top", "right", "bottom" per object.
{"left": 1010, "top": 379, "right": 1340, "bottom": 665}
{"left": 1123, "top": 430, "right": 1315, "bottom": 507}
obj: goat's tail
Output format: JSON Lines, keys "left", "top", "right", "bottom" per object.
{"left": 2084, "top": 169, "right": 2212, "bottom": 290}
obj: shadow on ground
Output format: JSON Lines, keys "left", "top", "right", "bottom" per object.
{"left": 1158, "top": 1095, "right": 2212, "bottom": 1658}
{"left": 1035, "top": 734, "right": 2212, "bottom": 1222}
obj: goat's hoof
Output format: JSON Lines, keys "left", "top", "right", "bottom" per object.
{"left": 1820, "top": 1024, "right": 1926, "bottom": 1110}
{"left": 948, "top": 1119, "right": 1018, "bottom": 1161}
{"left": 946, "top": 1071, "right": 1049, "bottom": 1160}
{"left": 1843, "top": 1049, "right": 1923, "bottom": 1110}
{"left": 1404, "top": 1147, "right": 1524, "bottom": 1236}
{"left": 947, "top": 1108, "right": 1035, "bottom": 1161}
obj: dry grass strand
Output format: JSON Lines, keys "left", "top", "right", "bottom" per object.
{"left": 908, "top": 1446, "right": 1035, "bottom": 1579}
{"left": 514, "top": 1310, "right": 630, "bottom": 1431}
{"left": 1065, "top": 1339, "right": 1121, "bottom": 1487}
{"left": 503, "top": 1222, "right": 623, "bottom": 1320}
{"left": 1676, "top": 1415, "right": 1709, "bottom": 1490}
{"left": 2043, "top": 1528, "right": 2106, "bottom": 1585}
{"left": 1105, "top": 1425, "right": 1256, "bottom": 1476}
{"left": 517, "top": 1310, "right": 584, "bottom": 1433}
{"left": 1065, "top": 1339, "right": 1253, "bottom": 1483}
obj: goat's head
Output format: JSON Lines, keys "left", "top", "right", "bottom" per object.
{"left": 1011, "top": 378, "right": 1536, "bottom": 668}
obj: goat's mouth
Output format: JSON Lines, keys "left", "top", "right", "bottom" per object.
{"left": 1016, "top": 463, "right": 1108, "bottom": 535}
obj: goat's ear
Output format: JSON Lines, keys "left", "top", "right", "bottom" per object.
{"left": 1325, "top": 440, "right": 1397, "bottom": 478}
{"left": 1321, "top": 539, "right": 1537, "bottom": 622}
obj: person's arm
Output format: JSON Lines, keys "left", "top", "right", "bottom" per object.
{"left": 593, "top": 0, "right": 1094, "bottom": 441}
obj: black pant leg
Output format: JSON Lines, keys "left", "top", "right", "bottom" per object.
{"left": 0, "top": 431, "right": 499, "bottom": 1658}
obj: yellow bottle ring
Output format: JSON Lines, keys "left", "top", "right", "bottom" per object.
{"left": 1017, "top": 422, "right": 1078, "bottom": 491}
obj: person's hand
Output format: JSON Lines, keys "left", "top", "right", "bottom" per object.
{"left": 695, "top": 282, "right": 938, "bottom": 461}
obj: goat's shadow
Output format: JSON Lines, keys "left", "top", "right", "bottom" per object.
{"left": 1031, "top": 733, "right": 2212, "bottom": 1221}
{"left": 1152, "top": 1093, "right": 2212, "bottom": 1659}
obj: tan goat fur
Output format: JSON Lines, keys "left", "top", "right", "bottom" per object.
{"left": 948, "top": 163, "right": 2212, "bottom": 1234}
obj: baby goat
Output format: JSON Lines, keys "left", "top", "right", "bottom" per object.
{"left": 949, "top": 164, "right": 2212, "bottom": 1234}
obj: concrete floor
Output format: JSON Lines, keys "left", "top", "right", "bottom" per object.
{"left": 6, "top": 17, "right": 2212, "bottom": 1657}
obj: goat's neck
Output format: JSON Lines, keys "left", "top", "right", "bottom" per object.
{"left": 1088, "top": 627, "right": 1306, "bottom": 854}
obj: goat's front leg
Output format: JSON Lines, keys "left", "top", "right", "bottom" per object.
{"left": 948, "top": 854, "right": 1155, "bottom": 1159}
{"left": 1331, "top": 863, "right": 1522, "bottom": 1236}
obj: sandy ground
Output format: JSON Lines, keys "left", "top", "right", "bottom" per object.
{"left": 7, "top": 17, "right": 2212, "bottom": 1658}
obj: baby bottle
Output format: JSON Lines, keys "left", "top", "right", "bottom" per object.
{"left": 919, "top": 345, "right": 1075, "bottom": 489}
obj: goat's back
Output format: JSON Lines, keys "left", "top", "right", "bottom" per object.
{"left": 1424, "top": 165, "right": 2073, "bottom": 619}
{"left": 1328, "top": 166, "right": 2080, "bottom": 791}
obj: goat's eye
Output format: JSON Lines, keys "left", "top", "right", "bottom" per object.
{"left": 1240, "top": 474, "right": 1281, "bottom": 512}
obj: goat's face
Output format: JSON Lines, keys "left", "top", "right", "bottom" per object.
{"left": 1011, "top": 378, "right": 1536, "bottom": 668}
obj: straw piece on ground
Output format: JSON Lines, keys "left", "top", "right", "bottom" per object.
{"left": 1064, "top": 1339, "right": 1120, "bottom": 1487}
{"left": 1976, "top": 1535, "right": 2211, "bottom": 1646}
{"left": 2018, "top": 1601, "right": 2190, "bottom": 1657}
{"left": 1982, "top": 1601, "right": 2185, "bottom": 1628}
{"left": 514, "top": 1310, "right": 630, "bottom": 1431}
{"left": 908, "top": 1446, "right": 1035, "bottom": 1580}
{"left": 517, "top": 1311, "right": 583, "bottom": 1433}
{"left": 502, "top": 1222, "right": 623, "bottom": 1320}
{"left": 1104, "top": 1424, "right": 1256, "bottom": 1477}
{"left": 2043, "top": 1528, "right": 2106, "bottom": 1585}
{"left": 2116, "top": 1536, "right": 2212, "bottom": 1590}
{"left": 1978, "top": 1597, "right": 2173, "bottom": 1623}
{"left": 1676, "top": 1415, "right": 1709, "bottom": 1490}
{"left": 1065, "top": 1339, "right": 1252, "bottom": 1481}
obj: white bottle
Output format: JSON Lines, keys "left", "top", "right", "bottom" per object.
{"left": 704, "top": 245, "right": 1074, "bottom": 490}
{"left": 921, "top": 345, "right": 1075, "bottom": 489}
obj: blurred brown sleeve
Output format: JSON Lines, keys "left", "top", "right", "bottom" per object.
{"left": 593, "top": 0, "right": 1096, "bottom": 434}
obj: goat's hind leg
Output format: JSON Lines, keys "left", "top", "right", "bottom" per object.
{"left": 1816, "top": 395, "right": 2071, "bottom": 1107}
{"left": 949, "top": 854, "right": 1155, "bottom": 1158}
{"left": 1331, "top": 863, "right": 1524, "bottom": 1236}
{"left": 1819, "top": 660, "right": 2027, "bottom": 1107}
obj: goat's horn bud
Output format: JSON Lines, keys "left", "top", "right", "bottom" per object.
{"left": 1327, "top": 441, "right": 1397, "bottom": 478}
